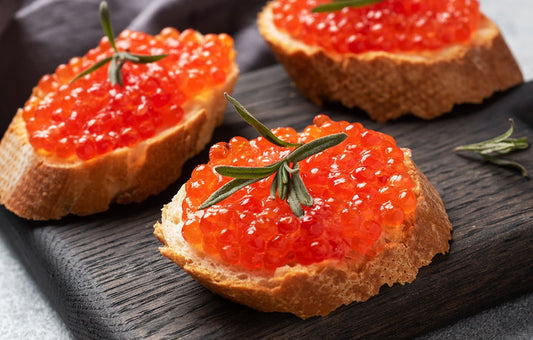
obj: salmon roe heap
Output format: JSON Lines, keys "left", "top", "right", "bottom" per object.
{"left": 182, "top": 115, "right": 417, "bottom": 271}
{"left": 23, "top": 28, "right": 235, "bottom": 160}
{"left": 272, "top": 0, "right": 480, "bottom": 54}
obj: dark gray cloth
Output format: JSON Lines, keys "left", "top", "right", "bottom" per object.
{"left": 0, "top": 2, "right": 531, "bottom": 339}
{"left": 0, "top": 0, "right": 275, "bottom": 131}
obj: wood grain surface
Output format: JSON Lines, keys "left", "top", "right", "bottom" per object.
{"left": 1, "top": 65, "right": 532, "bottom": 339}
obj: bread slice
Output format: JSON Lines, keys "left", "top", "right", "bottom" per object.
{"left": 154, "top": 149, "right": 452, "bottom": 319}
{"left": 0, "top": 48, "right": 238, "bottom": 220}
{"left": 258, "top": 2, "right": 523, "bottom": 122}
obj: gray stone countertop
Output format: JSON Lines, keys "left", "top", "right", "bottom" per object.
{"left": 1, "top": 0, "right": 532, "bottom": 339}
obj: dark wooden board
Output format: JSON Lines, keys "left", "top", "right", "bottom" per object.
{"left": 1, "top": 65, "right": 532, "bottom": 339}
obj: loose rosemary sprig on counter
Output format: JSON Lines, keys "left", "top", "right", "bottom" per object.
{"left": 70, "top": 1, "right": 167, "bottom": 86}
{"left": 454, "top": 119, "right": 529, "bottom": 177}
{"left": 199, "top": 94, "right": 348, "bottom": 217}
{"left": 312, "top": 0, "right": 385, "bottom": 13}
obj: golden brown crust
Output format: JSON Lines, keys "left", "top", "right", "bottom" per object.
{"left": 154, "top": 150, "right": 452, "bottom": 319}
{"left": 0, "top": 51, "right": 238, "bottom": 220}
{"left": 258, "top": 3, "right": 523, "bottom": 122}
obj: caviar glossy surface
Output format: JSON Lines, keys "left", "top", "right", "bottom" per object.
{"left": 272, "top": 0, "right": 480, "bottom": 54}
{"left": 182, "top": 115, "right": 416, "bottom": 270}
{"left": 23, "top": 28, "right": 235, "bottom": 160}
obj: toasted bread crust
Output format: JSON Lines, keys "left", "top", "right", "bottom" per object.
{"left": 0, "top": 60, "right": 238, "bottom": 220}
{"left": 258, "top": 3, "right": 523, "bottom": 122}
{"left": 154, "top": 151, "right": 452, "bottom": 319}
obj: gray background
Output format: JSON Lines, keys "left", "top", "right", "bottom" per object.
{"left": 1, "top": 0, "right": 532, "bottom": 338}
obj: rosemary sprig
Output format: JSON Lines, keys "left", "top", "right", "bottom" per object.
{"left": 454, "top": 119, "right": 529, "bottom": 177}
{"left": 312, "top": 0, "right": 385, "bottom": 13}
{"left": 70, "top": 1, "right": 167, "bottom": 86}
{"left": 198, "top": 94, "right": 348, "bottom": 217}
{"left": 225, "top": 95, "right": 302, "bottom": 148}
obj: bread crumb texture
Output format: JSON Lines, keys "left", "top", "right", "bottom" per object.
{"left": 258, "top": 1, "right": 523, "bottom": 121}
{"left": 155, "top": 153, "right": 452, "bottom": 319}
{"left": 0, "top": 54, "right": 238, "bottom": 220}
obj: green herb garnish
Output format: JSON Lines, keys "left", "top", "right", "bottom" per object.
{"left": 70, "top": 1, "right": 167, "bottom": 86}
{"left": 312, "top": 0, "right": 385, "bottom": 13}
{"left": 199, "top": 94, "right": 348, "bottom": 217}
{"left": 454, "top": 119, "right": 529, "bottom": 177}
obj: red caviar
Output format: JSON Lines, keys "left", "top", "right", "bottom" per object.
{"left": 23, "top": 28, "right": 235, "bottom": 160}
{"left": 272, "top": 0, "right": 480, "bottom": 53}
{"left": 182, "top": 115, "right": 416, "bottom": 270}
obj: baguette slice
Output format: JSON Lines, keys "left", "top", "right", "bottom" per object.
{"left": 0, "top": 36, "right": 239, "bottom": 221}
{"left": 258, "top": 2, "right": 523, "bottom": 122}
{"left": 154, "top": 150, "right": 452, "bottom": 319}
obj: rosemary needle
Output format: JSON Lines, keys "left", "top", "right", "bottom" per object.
{"left": 199, "top": 94, "right": 348, "bottom": 217}
{"left": 454, "top": 119, "right": 529, "bottom": 177}
{"left": 312, "top": 0, "right": 385, "bottom": 13}
{"left": 70, "top": 1, "right": 166, "bottom": 86}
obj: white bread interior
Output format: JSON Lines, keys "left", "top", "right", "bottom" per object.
{"left": 0, "top": 39, "right": 239, "bottom": 220}
{"left": 154, "top": 150, "right": 452, "bottom": 319}
{"left": 258, "top": 2, "right": 523, "bottom": 122}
